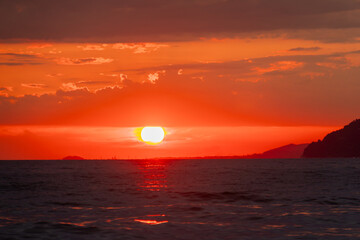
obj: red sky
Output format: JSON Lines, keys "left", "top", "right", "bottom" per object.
{"left": 0, "top": 0, "right": 359, "bottom": 159}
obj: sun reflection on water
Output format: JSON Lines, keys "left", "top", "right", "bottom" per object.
{"left": 134, "top": 160, "right": 169, "bottom": 192}
{"left": 134, "top": 219, "right": 168, "bottom": 225}
{"left": 132, "top": 160, "right": 170, "bottom": 225}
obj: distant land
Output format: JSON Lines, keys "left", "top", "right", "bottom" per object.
{"left": 61, "top": 144, "right": 309, "bottom": 160}
{"left": 184, "top": 143, "right": 309, "bottom": 160}
{"left": 303, "top": 119, "right": 360, "bottom": 158}
{"left": 241, "top": 143, "right": 309, "bottom": 159}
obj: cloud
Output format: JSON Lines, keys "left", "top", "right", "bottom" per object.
{"left": 61, "top": 83, "right": 87, "bottom": 91}
{"left": 1, "top": 0, "right": 359, "bottom": 42}
{"left": 283, "top": 28, "right": 360, "bottom": 43}
{"left": 119, "top": 73, "right": 128, "bottom": 82}
{"left": 112, "top": 43, "right": 168, "bottom": 53}
{"left": 46, "top": 73, "right": 63, "bottom": 77}
{"left": 0, "top": 87, "right": 12, "bottom": 91}
{"left": 48, "top": 49, "right": 62, "bottom": 54}
{"left": 76, "top": 81, "right": 113, "bottom": 85}
{"left": 147, "top": 70, "right": 165, "bottom": 84}
{"left": 62, "top": 81, "right": 122, "bottom": 91}
{"left": 99, "top": 73, "right": 128, "bottom": 82}
{"left": 289, "top": 47, "right": 322, "bottom": 52}
{"left": 77, "top": 44, "right": 107, "bottom": 51}
{"left": 123, "top": 49, "right": 360, "bottom": 80}
{"left": 56, "top": 57, "right": 113, "bottom": 65}
{"left": 0, "top": 62, "right": 42, "bottom": 66}
{"left": 252, "top": 61, "right": 304, "bottom": 75}
{"left": 21, "top": 83, "right": 48, "bottom": 89}
{"left": 147, "top": 72, "right": 159, "bottom": 84}
{"left": 0, "top": 52, "right": 44, "bottom": 65}
{"left": 0, "top": 53, "right": 38, "bottom": 58}
{"left": 0, "top": 86, "right": 13, "bottom": 97}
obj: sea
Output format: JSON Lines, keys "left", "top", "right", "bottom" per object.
{"left": 1, "top": 158, "right": 360, "bottom": 240}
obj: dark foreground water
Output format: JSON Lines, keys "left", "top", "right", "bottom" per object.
{"left": 1, "top": 159, "right": 360, "bottom": 239}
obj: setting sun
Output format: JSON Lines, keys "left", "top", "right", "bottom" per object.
{"left": 137, "top": 127, "right": 166, "bottom": 145}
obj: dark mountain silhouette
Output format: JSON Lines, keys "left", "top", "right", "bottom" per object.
{"left": 303, "top": 119, "right": 360, "bottom": 158}
{"left": 190, "top": 143, "right": 309, "bottom": 159}
{"left": 242, "top": 143, "right": 309, "bottom": 159}
{"left": 62, "top": 156, "right": 85, "bottom": 160}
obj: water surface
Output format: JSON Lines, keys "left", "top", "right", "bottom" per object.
{"left": 1, "top": 159, "right": 360, "bottom": 239}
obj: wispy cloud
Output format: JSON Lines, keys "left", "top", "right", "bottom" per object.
{"left": 0, "top": 53, "right": 38, "bottom": 58}
{"left": 289, "top": 47, "right": 322, "bottom": 52}
{"left": 77, "top": 80, "right": 113, "bottom": 85}
{"left": 252, "top": 61, "right": 304, "bottom": 74}
{"left": 0, "top": 52, "right": 44, "bottom": 66}
{"left": 0, "top": 86, "right": 13, "bottom": 97}
{"left": 122, "top": 50, "right": 360, "bottom": 81}
{"left": 113, "top": 43, "right": 168, "bottom": 53}
{"left": 77, "top": 44, "right": 107, "bottom": 51}
{"left": 48, "top": 49, "right": 62, "bottom": 54}
{"left": 21, "top": 83, "right": 48, "bottom": 89}
{"left": 0, "top": 86, "right": 13, "bottom": 92}
{"left": 0, "top": 62, "right": 42, "bottom": 66}
{"left": 61, "top": 83, "right": 87, "bottom": 91}
{"left": 56, "top": 57, "right": 113, "bottom": 65}
{"left": 46, "top": 73, "right": 63, "bottom": 78}
{"left": 100, "top": 73, "right": 128, "bottom": 82}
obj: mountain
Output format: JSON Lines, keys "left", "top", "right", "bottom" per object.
{"left": 181, "top": 144, "right": 309, "bottom": 160}
{"left": 242, "top": 143, "right": 309, "bottom": 159}
{"left": 62, "top": 156, "right": 85, "bottom": 160}
{"left": 303, "top": 119, "right": 360, "bottom": 158}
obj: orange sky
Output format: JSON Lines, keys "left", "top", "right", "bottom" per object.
{"left": 0, "top": 125, "right": 339, "bottom": 160}
{"left": 0, "top": 0, "right": 359, "bottom": 159}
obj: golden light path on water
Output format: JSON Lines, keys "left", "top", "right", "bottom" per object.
{"left": 133, "top": 160, "right": 169, "bottom": 225}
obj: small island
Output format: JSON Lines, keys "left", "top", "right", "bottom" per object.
{"left": 303, "top": 119, "right": 360, "bottom": 158}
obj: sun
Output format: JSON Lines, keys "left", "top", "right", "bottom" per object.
{"left": 135, "top": 126, "right": 166, "bottom": 145}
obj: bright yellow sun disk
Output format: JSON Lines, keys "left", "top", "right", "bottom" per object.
{"left": 137, "top": 127, "right": 166, "bottom": 145}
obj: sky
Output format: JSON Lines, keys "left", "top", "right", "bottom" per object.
{"left": 0, "top": 0, "right": 359, "bottom": 159}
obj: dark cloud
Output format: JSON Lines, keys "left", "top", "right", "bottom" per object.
{"left": 0, "top": 62, "right": 42, "bottom": 66}
{"left": 0, "top": 0, "right": 359, "bottom": 42}
{"left": 76, "top": 81, "right": 114, "bottom": 85}
{"left": 119, "top": 50, "right": 360, "bottom": 77}
{"left": 0, "top": 52, "right": 44, "bottom": 65}
{"left": 0, "top": 87, "right": 12, "bottom": 91}
{"left": 56, "top": 57, "right": 113, "bottom": 65}
{"left": 279, "top": 28, "right": 360, "bottom": 43}
{"left": 21, "top": 83, "right": 48, "bottom": 88}
{"left": 289, "top": 47, "right": 322, "bottom": 51}
{"left": 0, "top": 53, "right": 38, "bottom": 58}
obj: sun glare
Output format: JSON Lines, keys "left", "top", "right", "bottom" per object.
{"left": 136, "top": 126, "right": 166, "bottom": 145}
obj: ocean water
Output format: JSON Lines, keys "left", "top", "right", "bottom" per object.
{"left": 1, "top": 159, "right": 360, "bottom": 240}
